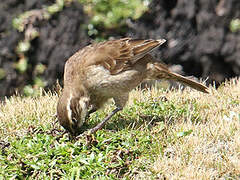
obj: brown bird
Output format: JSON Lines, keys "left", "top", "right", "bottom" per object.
{"left": 57, "top": 37, "right": 209, "bottom": 136}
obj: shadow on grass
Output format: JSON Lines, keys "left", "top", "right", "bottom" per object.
{"left": 83, "top": 97, "right": 203, "bottom": 133}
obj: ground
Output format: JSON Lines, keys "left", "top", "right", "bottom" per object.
{"left": 0, "top": 78, "right": 239, "bottom": 179}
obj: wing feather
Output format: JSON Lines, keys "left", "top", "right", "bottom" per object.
{"left": 83, "top": 37, "right": 166, "bottom": 74}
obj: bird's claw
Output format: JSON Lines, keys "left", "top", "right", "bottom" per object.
{"left": 75, "top": 129, "right": 94, "bottom": 140}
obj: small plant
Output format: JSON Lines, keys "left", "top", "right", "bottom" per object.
{"left": 0, "top": 68, "right": 6, "bottom": 80}
{"left": 12, "top": 0, "right": 75, "bottom": 96}
{"left": 15, "top": 57, "right": 28, "bottom": 74}
{"left": 230, "top": 18, "right": 240, "bottom": 32}
{"left": 80, "top": 0, "right": 151, "bottom": 37}
{"left": 81, "top": 0, "right": 150, "bottom": 28}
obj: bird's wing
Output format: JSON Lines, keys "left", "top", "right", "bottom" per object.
{"left": 83, "top": 37, "right": 166, "bottom": 74}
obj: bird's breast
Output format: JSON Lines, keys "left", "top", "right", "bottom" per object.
{"left": 85, "top": 65, "right": 144, "bottom": 97}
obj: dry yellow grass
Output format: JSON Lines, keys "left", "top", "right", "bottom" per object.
{"left": 0, "top": 78, "right": 239, "bottom": 179}
{"left": 0, "top": 90, "right": 58, "bottom": 139}
{"left": 131, "top": 79, "right": 240, "bottom": 179}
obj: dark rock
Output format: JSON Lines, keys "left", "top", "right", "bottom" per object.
{"left": 0, "top": 0, "right": 90, "bottom": 97}
{"left": 128, "top": 0, "right": 240, "bottom": 85}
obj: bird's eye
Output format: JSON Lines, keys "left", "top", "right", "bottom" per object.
{"left": 72, "top": 117, "right": 77, "bottom": 125}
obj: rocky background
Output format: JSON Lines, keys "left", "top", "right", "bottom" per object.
{"left": 0, "top": 0, "right": 239, "bottom": 97}
{"left": 129, "top": 0, "right": 240, "bottom": 84}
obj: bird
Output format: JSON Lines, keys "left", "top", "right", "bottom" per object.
{"left": 57, "top": 37, "right": 209, "bottom": 136}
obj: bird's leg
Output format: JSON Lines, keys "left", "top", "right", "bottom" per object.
{"left": 78, "top": 95, "right": 127, "bottom": 137}
{"left": 89, "top": 107, "right": 122, "bottom": 134}
{"left": 75, "top": 106, "right": 122, "bottom": 139}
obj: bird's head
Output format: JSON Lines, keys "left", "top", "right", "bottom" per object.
{"left": 57, "top": 89, "right": 89, "bottom": 135}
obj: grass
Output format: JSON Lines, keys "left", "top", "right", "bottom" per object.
{"left": 0, "top": 78, "right": 240, "bottom": 179}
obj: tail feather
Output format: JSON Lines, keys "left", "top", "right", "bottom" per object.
{"left": 154, "top": 63, "right": 209, "bottom": 93}
{"left": 170, "top": 72, "right": 209, "bottom": 93}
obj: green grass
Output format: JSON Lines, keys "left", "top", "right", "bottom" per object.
{"left": 0, "top": 79, "right": 240, "bottom": 179}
